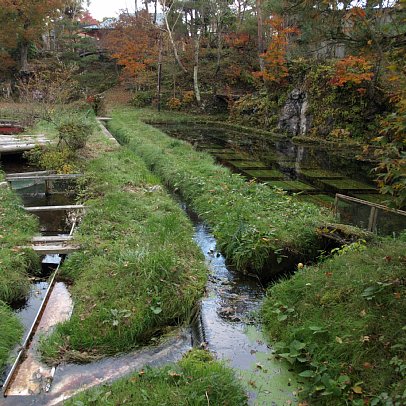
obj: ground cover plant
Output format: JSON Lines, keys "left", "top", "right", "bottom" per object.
{"left": 0, "top": 302, "right": 22, "bottom": 375}
{"left": 40, "top": 147, "right": 206, "bottom": 362}
{"left": 262, "top": 237, "right": 406, "bottom": 405}
{"left": 108, "top": 108, "right": 331, "bottom": 278}
{"left": 64, "top": 349, "right": 247, "bottom": 405}
{"left": 0, "top": 171, "right": 39, "bottom": 303}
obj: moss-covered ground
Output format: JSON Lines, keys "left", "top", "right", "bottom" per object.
{"left": 40, "top": 142, "right": 207, "bottom": 361}
{"left": 64, "top": 349, "right": 247, "bottom": 405}
{"left": 262, "top": 237, "right": 406, "bottom": 405}
{"left": 108, "top": 108, "right": 331, "bottom": 278}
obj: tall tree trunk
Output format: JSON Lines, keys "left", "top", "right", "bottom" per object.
{"left": 162, "top": 2, "right": 188, "bottom": 73}
{"left": 20, "top": 42, "right": 29, "bottom": 72}
{"left": 144, "top": 0, "right": 148, "bottom": 12}
{"left": 157, "top": 35, "right": 163, "bottom": 111}
{"left": 256, "top": 0, "right": 265, "bottom": 72}
{"left": 153, "top": 0, "right": 158, "bottom": 24}
{"left": 193, "top": 33, "right": 201, "bottom": 106}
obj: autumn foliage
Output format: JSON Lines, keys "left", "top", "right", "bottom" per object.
{"left": 330, "top": 56, "right": 374, "bottom": 88}
{"left": 103, "top": 12, "right": 159, "bottom": 85}
{"left": 254, "top": 15, "right": 299, "bottom": 84}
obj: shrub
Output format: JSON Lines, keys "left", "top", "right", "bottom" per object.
{"left": 131, "top": 91, "right": 153, "bottom": 108}
{"left": 56, "top": 114, "right": 94, "bottom": 150}
{"left": 167, "top": 97, "right": 182, "bottom": 110}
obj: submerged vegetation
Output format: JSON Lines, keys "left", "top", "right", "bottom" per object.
{"left": 40, "top": 146, "right": 206, "bottom": 361}
{"left": 65, "top": 349, "right": 247, "bottom": 405}
{"left": 109, "top": 108, "right": 330, "bottom": 277}
{"left": 263, "top": 237, "right": 406, "bottom": 405}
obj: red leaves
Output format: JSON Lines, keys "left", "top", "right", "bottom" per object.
{"left": 330, "top": 56, "right": 374, "bottom": 88}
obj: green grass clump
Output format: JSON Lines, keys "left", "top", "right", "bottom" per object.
{"left": 40, "top": 149, "right": 206, "bottom": 361}
{"left": 262, "top": 237, "right": 406, "bottom": 405}
{"left": 0, "top": 171, "right": 39, "bottom": 303}
{"left": 0, "top": 302, "right": 23, "bottom": 375}
{"left": 64, "top": 349, "right": 247, "bottom": 405}
{"left": 108, "top": 108, "right": 330, "bottom": 277}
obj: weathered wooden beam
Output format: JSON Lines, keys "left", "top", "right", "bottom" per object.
{"left": 30, "top": 244, "right": 80, "bottom": 254}
{"left": 32, "top": 235, "right": 74, "bottom": 243}
{"left": 336, "top": 193, "right": 406, "bottom": 216}
{"left": 7, "top": 174, "right": 82, "bottom": 182}
{"left": 24, "top": 204, "right": 85, "bottom": 212}
{"left": 6, "top": 171, "right": 52, "bottom": 177}
{"left": 97, "top": 117, "right": 112, "bottom": 121}
{"left": 0, "top": 143, "right": 51, "bottom": 153}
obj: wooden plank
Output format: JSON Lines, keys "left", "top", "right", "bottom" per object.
{"left": 6, "top": 171, "right": 52, "bottom": 177}
{"left": 30, "top": 244, "right": 80, "bottom": 254}
{"left": 24, "top": 204, "right": 85, "bottom": 212}
{"left": 0, "top": 143, "right": 51, "bottom": 153}
{"left": 32, "top": 235, "right": 73, "bottom": 243}
{"left": 6, "top": 174, "right": 82, "bottom": 181}
{"left": 97, "top": 117, "right": 112, "bottom": 121}
{"left": 336, "top": 193, "right": 406, "bottom": 216}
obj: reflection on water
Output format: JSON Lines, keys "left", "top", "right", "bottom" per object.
{"left": 153, "top": 123, "right": 380, "bottom": 208}
{"left": 183, "top": 198, "right": 299, "bottom": 405}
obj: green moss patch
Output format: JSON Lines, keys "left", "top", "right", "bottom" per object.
{"left": 267, "top": 180, "right": 316, "bottom": 192}
{"left": 320, "top": 178, "right": 376, "bottom": 192}
{"left": 40, "top": 148, "right": 206, "bottom": 361}
{"left": 65, "top": 350, "right": 247, "bottom": 405}
{"left": 263, "top": 238, "right": 406, "bottom": 404}
{"left": 298, "top": 169, "right": 345, "bottom": 179}
{"left": 213, "top": 152, "right": 249, "bottom": 160}
{"left": 242, "top": 169, "right": 286, "bottom": 179}
{"left": 230, "top": 160, "right": 269, "bottom": 169}
{"left": 108, "top": 108, "right": 330, "bottom": 277}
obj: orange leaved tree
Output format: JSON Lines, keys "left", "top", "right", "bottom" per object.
{"left": 103, "top": 12, "right": 159, "bottom": 89}
{"left": 253, "top": 15, "right": 299, "bottom": 86}
{"left": 0, "top": 0, "right": 64, "bottom": 71}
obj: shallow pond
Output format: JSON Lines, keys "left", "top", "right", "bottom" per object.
{"left": 152, "top": 123, "right": 381, "bottom": 209}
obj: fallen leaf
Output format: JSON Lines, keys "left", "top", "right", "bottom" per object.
{"left": 352, "top": 385, "right": 363, "bottom": 394}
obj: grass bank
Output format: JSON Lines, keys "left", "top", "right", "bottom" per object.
{"left": 0, "top": 302, "right": 23, "bottom": 377}
{"left": 64, "top": 349, "right": 247, "bottom": 405}
{"left": 0, "top": 171, "right": 39, "bottom": 303}
{"left": 262, "top": 237, "right": 406, "bottom": 405}
{"left": 40, "top": 146, "right": 206, "bottom": 362}
{"left": 108, "top": 108, "right": 330, "bottom": 278}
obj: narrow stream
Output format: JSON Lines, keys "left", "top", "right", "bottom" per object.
{"left": 2, "top": 149, "right": 298, "bottom": 404}
{"left": 183, "top": 202, "right": 299, "bottom": 405}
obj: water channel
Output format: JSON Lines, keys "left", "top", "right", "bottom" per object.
{"left": 1, "top": 133, "right": 299, "bottom": 404}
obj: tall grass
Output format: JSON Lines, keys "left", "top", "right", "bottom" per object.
{"left": 0, "top": 171, "right": 39, "bottom": 303}
{"left": 262, "top": 237, "right": 406, "bottom": 404}
{"left": 0, "top": 302, "right": 22, "bottom": 374}
{"left": 64, "top": 349, "right": 247, "bottom": 406}
{"left": 40, "top": 149, "right": 206, "bottom": 361}
{"left": 108, "top": 108, "right": 331, "bottom": 278}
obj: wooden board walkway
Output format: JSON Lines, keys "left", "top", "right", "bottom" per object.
{"left": 0, "top": 134, "right": 52, "bottom": 153}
